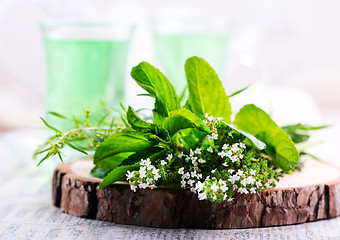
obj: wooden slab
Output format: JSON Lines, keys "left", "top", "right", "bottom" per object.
{"left": 52, "top": 158, "right": 340, "bottom": 228}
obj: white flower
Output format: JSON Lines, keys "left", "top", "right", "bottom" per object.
{"left": 183, "top": 173, "right": 190, "bottom": 179}
{"left": 191, "top": 171, "right": 197, "bottom": 178}
{"left": 225, "top": 150, "right": 233, "bottom": 158}
{"left": 207, "top": 132, "right": 218, "bottom": 141}
{"left": 207, "top": 115, "right": 215, "bottom": 122}
{"left": 228, "top": 197, "right": 234, "bottom": 202}
{"left": 231, "top": 143, "right": 240, "bottom": 153}
{"left": 160, "top": 160, "right": 167, "bottom": 166}
{"left": 239, "top": 143, "right": 246, "bottom": 149}
{"left": 144, "top": 158, "right": 153, "bottom": 170}
{"left": 180, "top": 180, "right": 186, "bottom": 188}
{"left": 256, "top": 181, "right": 262, "bottom": 188}
{"left": 194, "top": 148, "right": 202, "bottom": 155}
{"left": 211, "top": 183, "right": 219, "bottom": 192}
{"left": 220, "top": 184, "right": 228, "bottom": 192}
{"left": 246, "top": 176, "right": 255, "bottom": 185}
{"left": 188, "top": 179, "right": 195, "bottom": 187}
{"left": 211, "top": 169, "right": 217, "bottom": 173}
{"left": 228, "top": 169, "right": 235, "bottom": 174}
{"left": 195, "top": 181, "right": 205, "bottom": 192}
{"left": 236, "top": 169, "right": 244, "bottom": 176}
{"left": 207, "top": 147, "right": 213, "bottom": 153}
{"left": 222, "top": 144, "right": 229, "bottom": 150}
{"left": 211, "top": 132, "right": 218, "bottom": 139}
{"left": 146, "top": 178, "right": 153, "bottom": 184}
{"left": 218, "top": 151, "right": 227, "bottom": 158}
{"left": 230, "top": 155, "right": 239, "bottom": 163}
{"left": 139, "top": 166, "right": 147, "bottom": 178}
{"left": 228, "top": 174, "right": 240, "bottom": 184}
{"left": 203, "top": 120, "right": 208, "bottom": 125}
{"left": 139, "top": 183, "right": 148, "bottom": 189}
{"left": 178, "top": 167, "right": 184, "bottom": 175}
{"left": 198, "top": 192, "right": 207, "bottom": 200}
{"left": 190, "top": 149, "right": 194, "bottom": 156}
{"left": 239, "top": 154, "right": 244, "bottom": 160}
{"left": 250, "top": 188, "right": 256, "bottom": 194}
{"left": 178, "top": 152, "right": 184, "bottom": 158}
{"left": 205, "top": 113, "right": 209, "bottom": 118}
{"left": 166, "top": 154, "right": 173, "bottom": 161}
{"left": 130, "top": 185, "right": 137, "bottom": 192}
{"left": 198, "top": 159, "right": 206, "bottom": 164}
{"left": 126, "top": 171, "right": 135, "bottom": 180}
{"left": 222, "top": 162, "right": 229, "bottom": 167}
{"left": 250, "top": 169, "right": 256, "bottom": 176}
{"left": 240, "top": 178, "right": 247, "bottom": 186}
{"left": 197, "top": 173, "right": 203, "bottom": 179}
{"left": 217, "top": 117, "right": 223, "bottom": 121}
{"left": 238, "top": 188, "right": 249, "bottom": 194}
{"left": 152, "top": 168, "right": 160, "bottom": 180}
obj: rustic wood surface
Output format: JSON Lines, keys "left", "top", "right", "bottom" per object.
{"left": 52, "top": 159, "right": 340, "bottom": 229}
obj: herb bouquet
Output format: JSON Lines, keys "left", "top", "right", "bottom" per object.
{"left": 35, "top": 57, "right": 331, "bottom": 228}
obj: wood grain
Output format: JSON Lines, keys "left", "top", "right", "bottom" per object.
{"left": 52, "top": 159, "right": 340, "bottom": 228}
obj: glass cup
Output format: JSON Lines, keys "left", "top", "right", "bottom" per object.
{"left": 41, "top": 22, "right": 134, "bottom": 130}
{"left": 152, "top": 15, "right": 230, "bottom": 95}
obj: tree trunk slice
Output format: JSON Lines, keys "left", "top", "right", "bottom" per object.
{"left": 52, "top": 158, "right": 340, "bottom": 229}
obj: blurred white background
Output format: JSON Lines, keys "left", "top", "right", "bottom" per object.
{"left": 0, "top": 0, "right": 340, "bottom": 130}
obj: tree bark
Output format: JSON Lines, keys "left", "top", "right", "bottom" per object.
{"left": 52, "top": 159, "right": 340, "bottom": 228}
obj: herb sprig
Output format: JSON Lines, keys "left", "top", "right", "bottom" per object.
{"left": 35, "top": 56, "right": 325, "bottom": 203}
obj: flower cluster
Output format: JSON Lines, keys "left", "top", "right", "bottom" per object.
{"left": 203, "top": 113, "right": 222, "bottom": 141}
{"left": 194, "top": 178, "right": 232, "bottom": 202}
{"left": 126, "top": 158, "right": 161, "bottom": 192}
{"left": 125, "top": 114, "right": 283, "bottom": 203}
{"left": 218, "top": 142, "right": 246, "bottom": 166}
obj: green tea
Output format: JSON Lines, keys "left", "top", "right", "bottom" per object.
{"left": 153, "top": 33, "right": 229, "bottom": 93}
{"left": 44, "top": 38, "right": 130, "bottom": 130}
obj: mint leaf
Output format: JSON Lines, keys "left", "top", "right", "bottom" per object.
{"left": 184, "top": 56, "right": 232, "bottom": 122}
{"left": 98, "top": 163, "right": 140, "bottom": 189}
{"left": 120, "top": 147, "right": 162, "bottom": 166}
{"left": 127, "top": 106, "right": 152, "bottom": 131}
{"left": 233, "top": 104, "right": 299, "bottom": 171}
{"left": 91, "top": 152, "right": 133, "bottom": 178}
{"left": 131, "top": 62, "right": 181, "bottom": 124}
{"left": 221, "top": 122, "right": 266, "bottom": 150}
{"left": 162, "top": 108, "right": 210, "bottom": 136}
{"left": 127, "top": 106, "right": 170, "bottom": 143}
{"left": 93, "top": 129, "right": 156, "bottom": 164}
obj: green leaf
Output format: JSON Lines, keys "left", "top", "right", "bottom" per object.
{"left": 174, "top": 128, "right": 208, "bottom": 151}
{"left": 48, "top": 111, "right": 67, "bottom": 119}
{"left": 126, "top": 106, "right": 170, "bottom": 143}
{"left": 281, "top": 123, "right": 329, "bottom": 143}
{"left": 64, "top": 141, "right": 88, "bottom": 155}
{"left": 40, "top": 117, "right": 62, "bottom": 134}
{"left": 120, "top": 147, "right": 162, "bottom": 166}
{"left": 131, "top": 61, "right": 181, "bottom": 123}
{"left": 91, "top": 152, "right": 133, "bottom": 178}
{"left": 184, "top": 56, "right": 232, "bottom": 122}
{"left": 220, "top": 122, "right": 266, "bottom": 150}
{"left": 98, "top": 163, "right": 140, "bottom": 189}
{"left": 228, "top": 85, "right": 250, "bottom": 98}
{"left": 233, "top": 104, "right": 299, "bottom": 171}
{"left": 162, "top": 108, "right": 210, "bottom": 136}
{"left": 93, "top": 129, "right": 156, "bottom": 164}
{"left": 127, "top": 106, "right": 152, "bottom": 130}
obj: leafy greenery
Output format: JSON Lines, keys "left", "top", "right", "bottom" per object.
{"left": 184, "top": 57, "right": 232, "bottom": 122}
{"left": 35, "top": 56, "right": 325, "bottom": 202}
{"left": 233, "top": 104, "right": 299, "bottom": 171}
